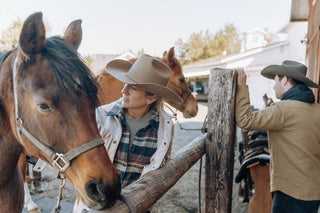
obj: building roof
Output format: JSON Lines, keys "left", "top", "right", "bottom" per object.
{"left": 183, "top": 41, "right": 288, "bottom": 78}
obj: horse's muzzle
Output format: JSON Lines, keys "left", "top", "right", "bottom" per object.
{"left": 185, "top": 104, "right": 198, "bottom": 118}
{"left": 85, "top": 178, "right": 121, "bottom": 209}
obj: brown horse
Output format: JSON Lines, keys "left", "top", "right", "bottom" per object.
{"left": 236, "top": 130, "right": 272, "bottom": 213}
{"left": 96, "top": 47, "right": 198, "bottom": 118}
{"left": 0, "top": 12, "right": 120, "bottom": 212}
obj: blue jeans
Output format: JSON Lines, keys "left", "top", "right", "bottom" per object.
{"left": 272, "top": 191, "right": 320, "bottom": 213}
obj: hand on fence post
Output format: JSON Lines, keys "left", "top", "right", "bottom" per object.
{"left": 235, "top": 68, "right": 247, "bottom": 86}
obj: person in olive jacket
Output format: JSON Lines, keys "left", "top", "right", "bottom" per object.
{"left": 236, "top": 60, "right": 320, "bottom": 213}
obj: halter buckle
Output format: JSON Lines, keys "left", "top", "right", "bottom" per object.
{"left": 16, "top": 117, "right": 23, "bottom": 129}
{"left": 52, "top": 153, "right": 70, "bottom": 173}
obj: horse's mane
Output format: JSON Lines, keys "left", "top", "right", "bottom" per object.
{"left": 43, "top": 36, "right": 99, "bottom": 106}
{"left": 0, "top": 51, "right": 12, "bottom": 66}
{"left": 0, "top": 51, "right": 13, "bottom": 135}
{"left": 0, "top": 100, "right": 8, "bottom": 135}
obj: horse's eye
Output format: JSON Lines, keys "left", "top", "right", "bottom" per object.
{"left": 37, "top": 102, "right": 52, "bottom": 113}
{"left": 179, "top": 78, "right": 185, "bottom": 83}
{"left": 38, "top": 103, "right": 49, "bottom": 110}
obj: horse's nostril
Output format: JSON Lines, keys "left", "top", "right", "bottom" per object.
{"left": 85, "top": 179, "right": 121, "bottom": 209}
{"left": 86, "top": 180, "right": 103, "bottom": 201}
{"left": 185, "top": 110, "right": 193, "bottom": 118}
{"left": 96, "top": 184, "right": 108, "bottom": 201}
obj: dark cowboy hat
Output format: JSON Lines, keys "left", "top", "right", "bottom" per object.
{"left": 261, "top": 60, "right": 320, "bottom": 88}
{"left": 105, "top": 54, "right": 183, "bottom": 103}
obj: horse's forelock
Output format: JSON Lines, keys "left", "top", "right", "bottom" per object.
{"left": 43, "top": 37, "right": 99, "bottom": 107}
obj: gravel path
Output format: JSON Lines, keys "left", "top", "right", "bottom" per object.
{"left": 23, "top": 102, "right": 248, "bottom": 213}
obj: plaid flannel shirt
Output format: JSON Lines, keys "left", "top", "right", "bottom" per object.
{"left": 107, "top": 101, "right": 159, "bottom": 187}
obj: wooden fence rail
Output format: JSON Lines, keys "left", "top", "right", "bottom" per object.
{"left": 94, "top": 134, "right": 207, "bottom": 213}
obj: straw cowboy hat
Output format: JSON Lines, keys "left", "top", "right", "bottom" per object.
{"left": 106, "top": 54, "right": 183, "bottom": 103}
{"left": 261, "top": 60, "right": 320, "bottom": 88}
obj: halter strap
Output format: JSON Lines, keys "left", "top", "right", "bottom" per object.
{"left": 168, "top": 81, "right": 191, "bottom": 107}
{"left": 12, "top": 54, "right": 104, "bottom": 177}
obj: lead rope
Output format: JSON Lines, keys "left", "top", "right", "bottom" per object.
{"left": 164, "top": 103, "right": 207, "bottom": 132}
{"left": 165, "top": 104, "right": 207, "bottom": 213}
{"left": 51, "top": 176, "right": 66, "bottom": 213}
{"left": 198, "top": 114, "right": 207, "bottom": 213}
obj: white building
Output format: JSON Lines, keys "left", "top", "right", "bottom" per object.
{"left": 184, "top": 21, "right": 307, "bottom": 109}
{"left": 240, "top": 28, "right": 267, "bottom": 52}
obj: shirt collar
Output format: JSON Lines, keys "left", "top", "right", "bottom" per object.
{"left": 107, "top": 99, "right": 124, "bottom": 119}
{"left": 107, "top": 100, "right": 159, "bottom": 129}
{"left": 148, "top": 105, "right": 159, "bottom": 129}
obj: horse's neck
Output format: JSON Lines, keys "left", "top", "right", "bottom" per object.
{"left": 0, "top": 161, "right": 24, "bottom": 212}
{"left": 0, "top": 134, "right": 23, "bottom": 181}
{"left": 249, "top": 165, "right": 272, "bottom": 213}
{"left": 0, "top": 51, "right": 24, "bottom": 182}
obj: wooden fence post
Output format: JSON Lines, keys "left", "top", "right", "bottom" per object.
{"left": 205, "top": 68, "right": 237, "bottom": 213}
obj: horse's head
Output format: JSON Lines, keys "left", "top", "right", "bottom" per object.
{"left": 9, "top": 12, "right": 120, "bottom": 210}
{"left": 161, "top": 47, "right": 198, "bottom": 118}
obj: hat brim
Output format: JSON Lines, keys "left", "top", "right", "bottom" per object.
{"left": 261, "top": 65, "right": 320, "bottom": 88}
{"left": 106, "top": 59, "right": 183, "bottom": 103}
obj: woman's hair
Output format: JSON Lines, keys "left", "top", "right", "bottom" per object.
{"left": 145, "top": 91, "right": 164, "bottom": 111}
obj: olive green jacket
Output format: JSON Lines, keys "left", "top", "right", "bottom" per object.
{"left": 236, "top": 85, "right": 320, "bottom": 201}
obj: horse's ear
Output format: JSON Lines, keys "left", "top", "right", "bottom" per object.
{"left": 167, "top": 47, "right": 175, "bottom": 66}
{"left": 128, "top": 58, "right": 137, "bottom": 65}
{"left": 19, "top": 12, "right": 46, "bottom": 56}
{"left": 162, "top": 50, "right": 168, "bottom": 57}
{"left": 63, "top": 20, "right": 82, "bottom": 50}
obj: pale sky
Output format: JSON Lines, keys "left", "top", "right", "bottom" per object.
{"left": 0, "top": 0, "right": 292, "bottom": 56}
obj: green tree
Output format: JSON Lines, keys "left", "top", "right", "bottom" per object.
{"left": 175, "top": 38, "right": 190, "bottom": 64}
{"left": 175, "top": 23, "right": 241, "bottom": 64}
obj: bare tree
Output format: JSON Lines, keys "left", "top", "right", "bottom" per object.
{"left": 0, "top": 18, "right": 51, "bottom": 51}
{"left": 0, "top": 19, "right": 22, "bottom": 51}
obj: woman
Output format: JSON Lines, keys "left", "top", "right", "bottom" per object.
{"left": 73, "top": 54, "right": 182, "bottom": 212}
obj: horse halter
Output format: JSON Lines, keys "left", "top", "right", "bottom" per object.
{"left": 12, "top": 54, "right": 104, "bottom": 177}
{"left": 169, "top": 80, "right": 192, "bottom": 108}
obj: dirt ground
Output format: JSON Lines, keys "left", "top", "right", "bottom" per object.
{"left": 23, "top": 102, "right": 249, "bottom": 213}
